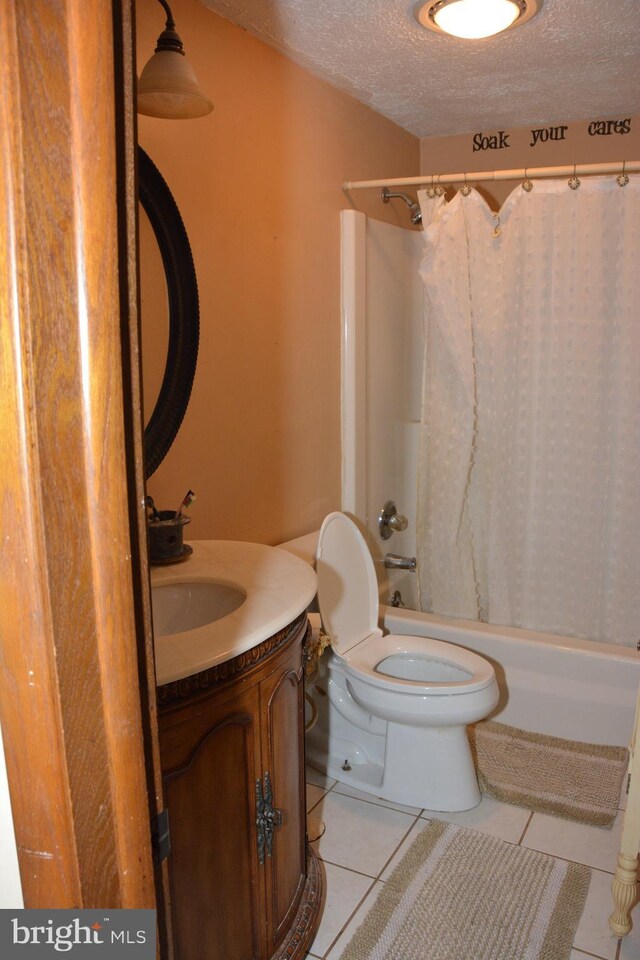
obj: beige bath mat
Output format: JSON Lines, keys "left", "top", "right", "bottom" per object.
{"left": 471, "top": 720, "right": 628, "bottom": 827}
{"left": 339, "top": 820, "right": 590, "bottom": 960}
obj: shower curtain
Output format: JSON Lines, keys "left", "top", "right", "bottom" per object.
{"left": 416, "top": 177, "right": 640, "bottom": 646}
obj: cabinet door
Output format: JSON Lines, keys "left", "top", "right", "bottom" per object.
{"left": 161, "top": 685, "right": 265, "bottom": 960}
{"left": 260, "top": 651, "right": 306, "bottom": 950}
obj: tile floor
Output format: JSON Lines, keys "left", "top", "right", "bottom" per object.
{"left": 303, "top": 766, "right": 638, "bottom": 960}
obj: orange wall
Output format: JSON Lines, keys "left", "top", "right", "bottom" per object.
{"left": 137, "top": 0, "right": 419, "bottom": 544}
{"left": 421, "top": 116, "right": 640, "bottom": 209}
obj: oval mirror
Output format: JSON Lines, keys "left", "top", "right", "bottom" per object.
{"left": 138, "top": 146, "right": 199, "bottom": 478}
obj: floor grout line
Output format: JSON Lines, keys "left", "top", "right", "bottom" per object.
{"left": 571, "top": 950, "right": 616, "bottom": 960}
{"left": 516, "top": 809, "right": 535, "bottom": 845}
{"left": 329, "top": 788, "right": 423, "bottom": 817}
{"left": 517, "top": 840, "right": 616, "bottom": 873}
{"left": 305, "top": 777, "right": 340, "bottom": 815}
{"left": 311, "top": 855, "right": 378, "bottom": 882}
{"left": 306, "top": 769, "right": 426, "bottom": 818}
{"left": 336, "top": 798, "right": 421, "bottom": 817}
{"left": 375, "top": 813, "right": 422, "bottom": 880}
{"left": 318, "top": 877, "right": 377, "bottom": 959}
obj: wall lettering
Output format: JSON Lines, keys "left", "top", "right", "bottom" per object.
{"left": 472, "top": 130, "right": 510, "bottom": 152}
{"left": 587, "top": 118, "right": 631, "bottom": 136}
{"left": 529, "top": 125, "right": 568, "bottom": 147}
{"left": 467, "top": 117, "right": 634, "bottom": 157}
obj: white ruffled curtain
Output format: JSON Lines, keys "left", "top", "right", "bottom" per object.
{"left": 416, "top": 177, "right": 640, "bottom": 646}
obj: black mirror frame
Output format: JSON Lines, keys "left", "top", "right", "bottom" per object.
{"left": 138, "top": 146, "right": 199, "bottom": 479}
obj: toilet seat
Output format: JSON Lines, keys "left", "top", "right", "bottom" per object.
{"left": 316, "top": 512, "right": 381, "bottom": 655}
{"left": 316, "top": 512, "right": 495, "bottom": 696}
{"left": 344, "top": 632, "right": 496, "bottom": 696}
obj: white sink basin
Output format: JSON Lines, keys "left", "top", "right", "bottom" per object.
{"left": 152, "top": 580, "right": 246, "bottom": 638}
{"left": 151, "top": 541, "right": 318, "bottom": 686}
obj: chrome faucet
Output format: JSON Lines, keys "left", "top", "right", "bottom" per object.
{"left": 378, "top": 500, "right": 409, "bottom": 540}
{"left": 384, "top": 554, "right": 417, "bottom": 572}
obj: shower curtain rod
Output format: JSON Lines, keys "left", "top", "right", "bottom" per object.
{"left": 343, "top": 160, "right": 640, "bottom": 191}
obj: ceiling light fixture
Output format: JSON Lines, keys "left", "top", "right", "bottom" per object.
{"left": 416, "top": 0, "right": 538, "bottom": 40}
{"left": 138, "top": 0, "right": 213, "bottom": 119}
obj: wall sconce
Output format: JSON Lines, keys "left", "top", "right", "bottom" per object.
{"left": 138, "top": 0, "right": 213, "bottom": 119}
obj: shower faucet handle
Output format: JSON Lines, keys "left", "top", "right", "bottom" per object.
{"left": 378, "top": 500, "right": 409, "bottom": 540}
{"left": 389, "top": 514, "right": 408, "bottom": 532}
{"left": 384, "top": 554, "right": 416, "bottom": 572}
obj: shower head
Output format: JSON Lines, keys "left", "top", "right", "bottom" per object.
{"left": 381, "top": 187, "right": 422, "bottom": 225}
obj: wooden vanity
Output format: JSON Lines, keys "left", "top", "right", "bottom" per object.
{"left": 152, "top": 542, "right": 321, "bottom": 960}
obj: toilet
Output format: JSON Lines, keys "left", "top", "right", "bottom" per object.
{"left": 307, "top": 511, "right": 499, "bottom": 811}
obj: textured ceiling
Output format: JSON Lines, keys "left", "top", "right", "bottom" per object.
{"left": 200, "top": 0, "right": 640, "bottom": 138}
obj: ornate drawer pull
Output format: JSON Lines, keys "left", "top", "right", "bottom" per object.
{"left": 255, "top": 772, "right": 282, "bottom": 864}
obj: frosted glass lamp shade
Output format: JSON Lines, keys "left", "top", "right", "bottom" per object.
{"left": 138, "top": 50, "right": 213, "bottom": 119}
{"left": 417, "top": 0, "right": 537, "bottom": 40}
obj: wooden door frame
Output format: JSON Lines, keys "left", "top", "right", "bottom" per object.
{"left": 0, "top": 0, "right": 161, "bottom": 912}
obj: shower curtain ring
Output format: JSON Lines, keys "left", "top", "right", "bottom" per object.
{"left": 492, "top": 212, "right": 502, "bottom": 238}
{"left": 617, "top": 160, "right": 629, "bottom": 187}
{"left": 435, "top": 173, "right": 445, "bottom": 196}
{"left": 568, "top": 164, "right": 581, "bottom": 190}
{"left": 522, "top": 167, "right": 533, "bottom": 192}
{"left": 461, "top": 171, "right": 471, "bottom": 197}
{"left": 427, "top": 173, "right": 437, "bottom": 199}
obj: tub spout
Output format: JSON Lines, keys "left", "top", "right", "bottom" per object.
{"left": 384, "top": 554, "right": 417, "bottom": 572}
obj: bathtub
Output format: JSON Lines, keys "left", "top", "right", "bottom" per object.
{"left": 380, "top": 605, "right": 640, "bottom": 747}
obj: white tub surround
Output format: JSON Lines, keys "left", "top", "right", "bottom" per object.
{"left": 340, "top": 211, "right": 424, "bottom": 611}
{"left": 151, "top": 540, "right": 317, "bottom": 685}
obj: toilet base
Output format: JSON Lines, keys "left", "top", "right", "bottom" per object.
{"left": 306, "top": 729, "right": 384, "bottom": 790}
{"left": 306, "top": 719, "right": 481, "bottom": 812}
{"left": 382, "top": 721, "right": 481, "bottom": 811}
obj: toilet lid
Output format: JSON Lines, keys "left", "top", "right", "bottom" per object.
{"left": 316, "top": 512, "right": 380, "bottom": 655}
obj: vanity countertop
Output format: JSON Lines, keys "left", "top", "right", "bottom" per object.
{"left": 151, "top": 539, "right": 317, "bottom": 686}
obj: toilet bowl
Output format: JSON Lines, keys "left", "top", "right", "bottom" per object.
{"left": 309, "top": 511, "right": 499, "bottom": 811}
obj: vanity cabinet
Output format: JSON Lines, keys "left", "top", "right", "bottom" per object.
{"left": 157, "top": 613, "right": 321, "bottom": 960}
